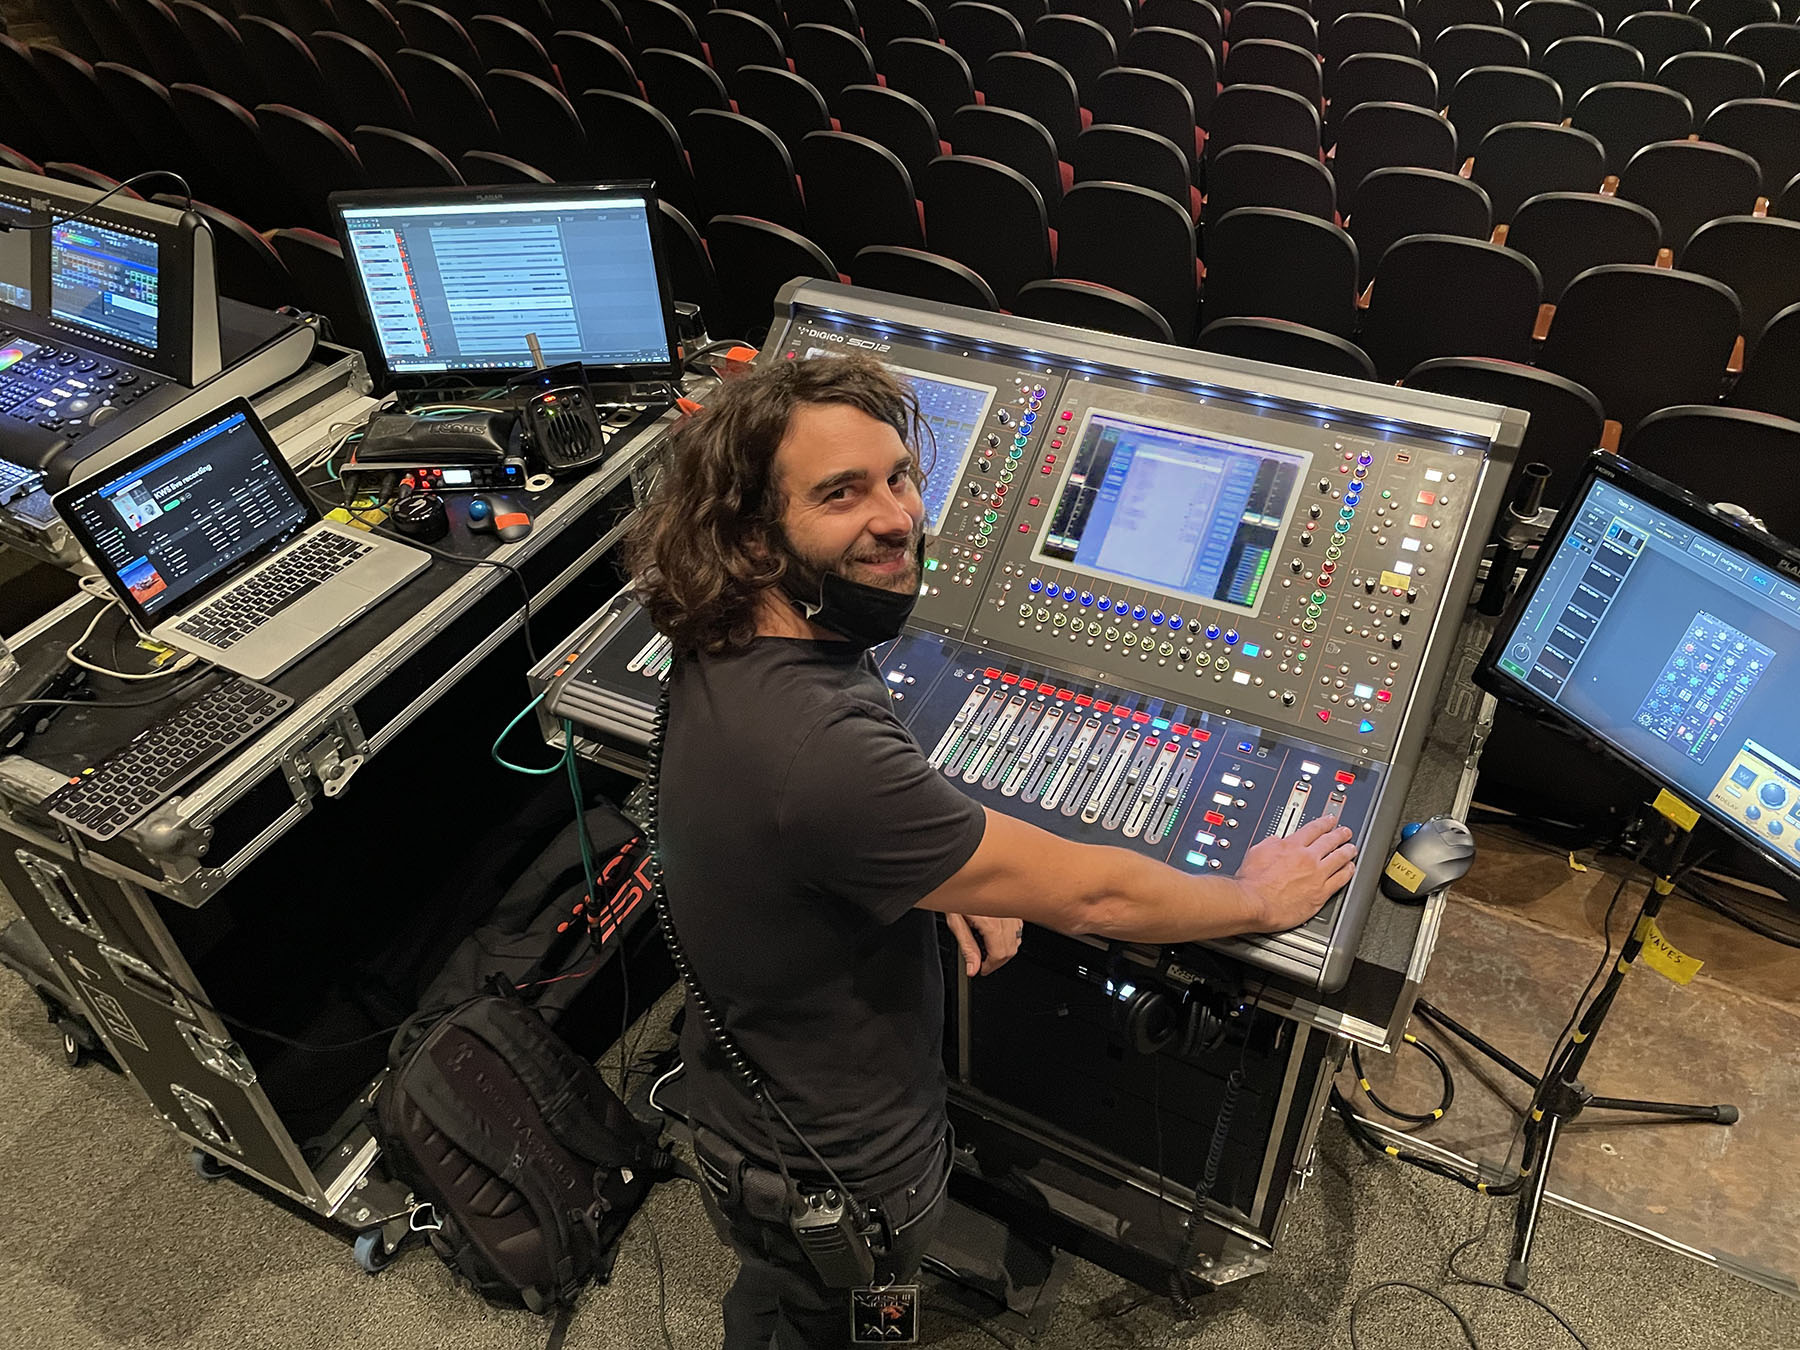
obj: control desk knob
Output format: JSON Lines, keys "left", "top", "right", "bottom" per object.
{"left": 1364, "top": 577, "right": 1378, "bottom": 594}
{"left": 1391, "top": 634, "right": 1404, "bottom": 649}
{"left": 1132, "top": 605, "right": 1148, "bottom": 620}
{"left": 1760, "top": 781, "right": 1788, "bottom": 808}
{"left": 1224, "top": 629, "right": 1239, "bottom": 645}
{"left": 1150, "top": 610, "right": 1165, "bottom": 625}
{"left": 968, "top": 483, "right": 983, "bottom": 496}
{"left": 1318, "top": 477, "right": 1331, "bottom": 493}
{"left": 996, "top": 409, "right": 1011, "bottom": 426}
{"left": 1281, "top": 691, "right": 1296, "bottom": 706}
{"left": 987, "top": 433, "right": 1001, "bottom": 449}
{"left": 1309, "top": 505, "right": 1322, "bottom": 519}
{"left": 1399, "top": 609, "right": 1411, "bottom": 624}
{"left": 1205, "top": 623, "right": 1221, "bottom": 640}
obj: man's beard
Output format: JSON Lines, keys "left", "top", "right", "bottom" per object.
{"left": 786, "top": 529, "right": 924, "bottom": 596}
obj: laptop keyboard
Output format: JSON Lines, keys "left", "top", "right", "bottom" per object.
{"left": 41, "top": 676, "right": 293, "bottom": 841}
{"left": 173, "top": 531, "right": 373, "bottom": 650}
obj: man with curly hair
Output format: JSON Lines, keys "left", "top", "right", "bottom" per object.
{"left": 624, "top": 355, "right": 1355, "bottom": 1349}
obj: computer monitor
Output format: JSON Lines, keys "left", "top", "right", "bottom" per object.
{"left": 1478, "top": 453, "right": 1800, "bottom": 881}
{"left": 330, "top": 181, "right": 681, "bottom": 390}
{"left": 1032, "top": 410, "right": 1310, "bottom": 618}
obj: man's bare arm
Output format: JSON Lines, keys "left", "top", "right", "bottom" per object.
{"left": 918, "top": 808, "right": 1356, "bottom": 943}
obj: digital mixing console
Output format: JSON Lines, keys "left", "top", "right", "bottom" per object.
{"left": 546, "top": 282, "right": 1523, "bottom": 991}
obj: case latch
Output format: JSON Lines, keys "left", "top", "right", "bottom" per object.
{"left": 284, "top": 710, "right": 368, "bottom": 802}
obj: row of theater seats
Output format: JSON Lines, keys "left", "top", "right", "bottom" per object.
{"left": 11, "top": 0, "right": 1800, "bottom": 545}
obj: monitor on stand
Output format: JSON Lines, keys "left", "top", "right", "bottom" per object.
{"left": 1479, "top": 452, "right": 1800, "bottom": 884}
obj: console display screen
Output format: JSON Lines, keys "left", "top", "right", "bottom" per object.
{"left": 0, "top": 199, "right": 31, "bottom": 310}
{"left": 50, "top": 219, "right": 159, "bottom": 348}
{"left": 1033, "top": 411, "right": 1310, "bottom": 617}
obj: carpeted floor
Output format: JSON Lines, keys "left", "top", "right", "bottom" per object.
{"left": 1, "top": 884, "right": 1793, "bottom": 1350}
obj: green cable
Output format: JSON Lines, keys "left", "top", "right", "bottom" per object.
{"left": 490, "top": 693, "right": 568, "bottom": 775}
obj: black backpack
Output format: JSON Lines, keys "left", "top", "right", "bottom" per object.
{"left": 376, "top": 991, "right": 663, "bottom": 1336}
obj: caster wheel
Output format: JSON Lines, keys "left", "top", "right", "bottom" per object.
{"left": 190, "top": 1148, "right": 231, "bottom": 1182}
{"left": 58, "top": 1022, "right": 85, "bottom": 1068}
{"left": 354, "top": 1230, "right": 397, "bottom": 1274}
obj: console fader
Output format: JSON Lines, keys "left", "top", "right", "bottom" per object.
{"left": 548, "top": 283, "right": 1522, "bottom": 991}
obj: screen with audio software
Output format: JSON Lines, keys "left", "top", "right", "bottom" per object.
{"left": 1032, "top": 411, "right": 1310, "bottom": 617}
{"left": 0, "top": 199, "right": 31, "bottom": 310}
{"left": 63, "top": 409, "right": 310, "bottom": 618}
{"left": 50, "top": 220, "right": 159, "bottom": 348}
{"left": 338, "top": 192, "right": 675, "bottom": 375}
{"left": 1491, "top": 474, "right": 1800, "bottom": 874}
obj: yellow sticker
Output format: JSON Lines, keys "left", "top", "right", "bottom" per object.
{"left": 1651, "top": 789, "right": 1700, "bottom": 832}
{"left": 1380, "top": 570, "right": 1410, "bottom": 591}
{"left": 1634, "top": 915, "right": 1703, "bottom": 986}
{"left": 1384, "top": 852, "right": 1427, "bottom": 893}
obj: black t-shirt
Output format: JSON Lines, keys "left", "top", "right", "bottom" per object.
{"left": 661, "top": 637, "right": 987, "bottom": 1189}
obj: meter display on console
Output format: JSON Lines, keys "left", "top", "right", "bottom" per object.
{"left": 1034, "top": 411, "right": 1310, "bottom": 619}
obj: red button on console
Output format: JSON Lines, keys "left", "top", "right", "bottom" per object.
{"left": 1316, "top": 709, "right": 1331, "bottom": 723}
{"left": 1132, "top": 711, "right": 1151, "bottom": 723}
{"left": 1376, "top": 689, "right": 1392, "bottom": 703}
{"left": 1335, "top": 770, "right": 1356, "bottom": 785}
{"left": 984, "top": 668, "right": 1001, "bottom": 679}
{"left": 1001, "top": 672, "right": 1019, "bottom": 683}
{"left": 1020, "top": 679, "right": 1038, "bottom": 691}
{"left": 1171, "top": 723, "right": 1191, "bottom": 736}
{"left": 1093, "top": 699, "right": 1111, "bottom": 712}
{"left": 1204, "top": 810, "right": 1225, "bottom": 826}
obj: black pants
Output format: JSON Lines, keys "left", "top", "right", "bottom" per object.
{"left": 697, "top": 1142, "right": 950, "bottom": 1350}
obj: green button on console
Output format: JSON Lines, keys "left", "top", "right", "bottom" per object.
{"left": 983, "top": 509, "right": 997, "bottom": 523}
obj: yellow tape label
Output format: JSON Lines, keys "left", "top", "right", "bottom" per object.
{"left": 1652, "top": 789, "right": 1701, "bottom": 831}
{"left": 1635, "top": 915, "right": 1703, "bottom": 986}
{"left": 1384, "top": 852, "right": 1427, "bottom": 893}
{"left": 1380, "top": 570, "right": 1411, "bottom": 591}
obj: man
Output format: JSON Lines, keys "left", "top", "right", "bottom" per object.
{"left": 624, "top": 355, "right": 1356, "bottom": 1349}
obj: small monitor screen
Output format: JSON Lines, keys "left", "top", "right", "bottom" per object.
{"left": 1490, "top": 472, "right": 1800, "bottom": 872}
{"left": 63, "top": 409, "right": 309, "bottom": 618}
{"left": 1033, "top": 411, "right": 1310, "bottom": 617}
{"left": 0, "top": 199, "right": 31, "bottom": 310}
{"left": 50, "top": 219, "right": 159, "bottom": 348}
{"left": 338, "top": 192, "right": 674, "bottom": 375}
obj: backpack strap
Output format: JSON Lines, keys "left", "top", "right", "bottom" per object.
{"left": 398, "top": 1020, "right": 590, "bottom": 1306}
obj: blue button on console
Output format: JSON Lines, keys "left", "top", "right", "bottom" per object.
{"left": 1150, "top": 610, "right": 1164, "bottom": 625}
{"left": 1132, "top": 605, "right": 1148, "bottom": 620}
{"left": 1062, "top": 585, "right": 1077, "bottom": 601}
{"left": 1205, "top": 624, "right": 1221, "bottom": 640}
{"left": 1359, "top": 719, "right": 1375, "bottom": 733}
{"left": 1079, "top": 591, "right": 1093, "bottom": 606}
{"left": 1097, "top": 596, "right": 1112, "bottom": 611}
{"left": 1169, "top": 616, "right": 1184, "bottom": 630}
{"left": 1224, "top": 629, "right": 1239, "bottom": 645}
{"left": 1028, "top": 578, "right": 1042, "bottom": 593}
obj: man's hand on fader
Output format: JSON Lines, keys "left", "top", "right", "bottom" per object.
{"left": 945, "top": 913, "right": 1024, "bottom": 977}
{"left": 1234, "top": 814, "right": 1358, "bottom": 933}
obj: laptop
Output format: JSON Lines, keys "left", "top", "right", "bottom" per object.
{"left": 328, "top": 181, "right": 681, "bottom": 404}
{"left": 54, "top": 398, "right": 429, "bottom": 681}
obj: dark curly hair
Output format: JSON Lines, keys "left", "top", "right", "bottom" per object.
{"left": 621, "top": 355, "right": 931, "bottom": 656}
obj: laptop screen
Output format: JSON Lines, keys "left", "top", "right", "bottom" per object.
{"left": 62, "top": 406, "right": 311, "bottom": 619}
{"left": 334, "top": 185, "right": 677, "bottom": 380}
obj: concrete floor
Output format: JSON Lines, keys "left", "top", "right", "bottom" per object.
{"left": 1352, "top": 825, "right": 1800, "bottom": 1297}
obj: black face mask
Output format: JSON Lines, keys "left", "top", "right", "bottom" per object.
{"left": 777, "top": 536, "right": 924, "bottom": 648}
